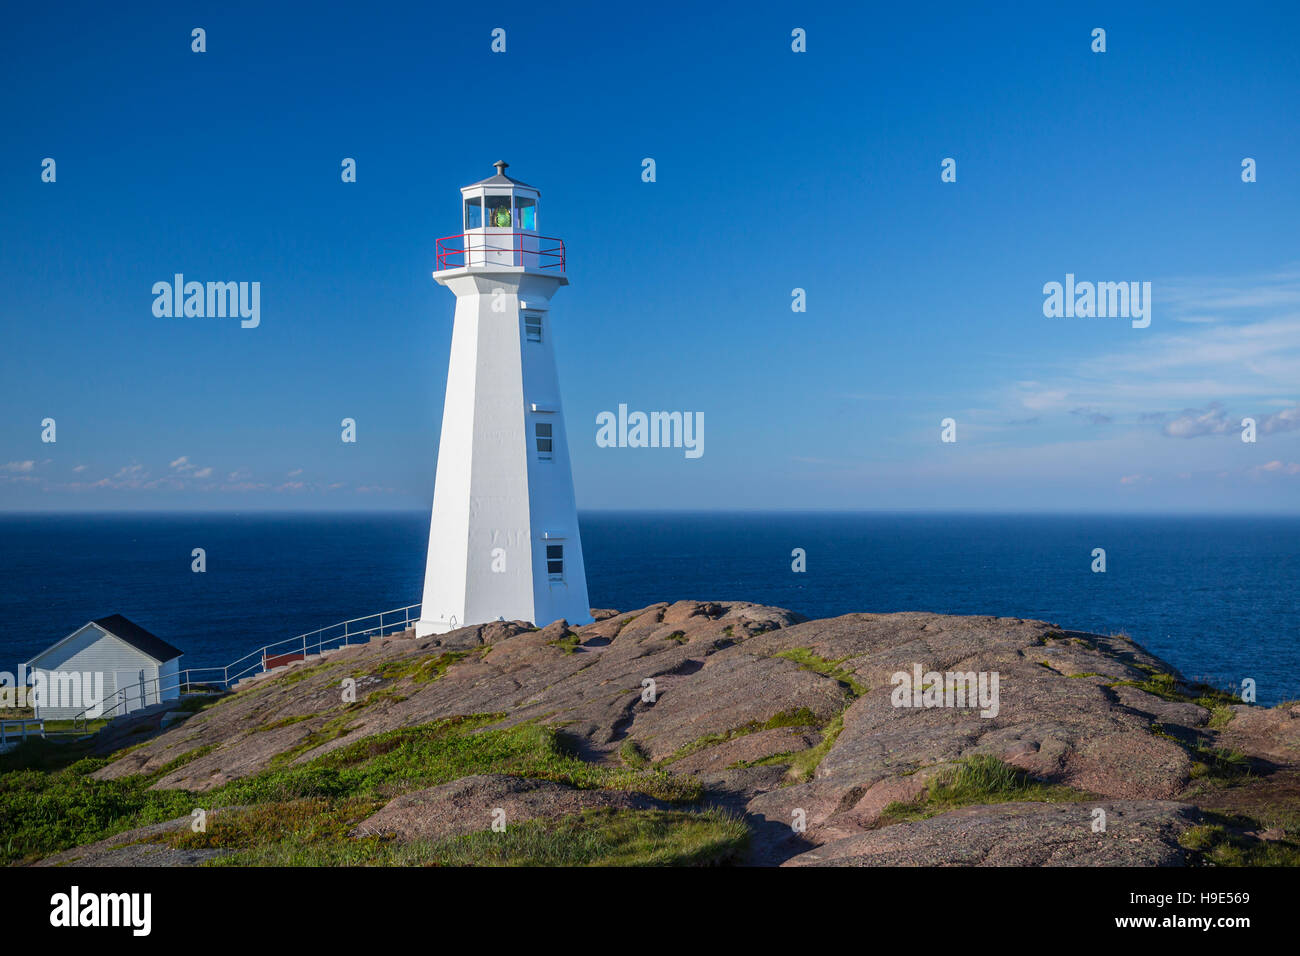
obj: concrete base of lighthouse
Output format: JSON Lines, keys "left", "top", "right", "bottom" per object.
{"left": 416, "top": 266, "right": 592, "bottom": 638}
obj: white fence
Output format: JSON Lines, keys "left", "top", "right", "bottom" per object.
{"left": 71, "top": 603, "right": 420, "bottom": 729}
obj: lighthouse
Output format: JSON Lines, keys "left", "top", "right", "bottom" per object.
{"left": 416, "top": 163, "right": 592, "bottom": 636}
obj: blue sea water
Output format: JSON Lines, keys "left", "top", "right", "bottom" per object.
{"left": 0, "top": 512, "right": 1296, "bottom": 704}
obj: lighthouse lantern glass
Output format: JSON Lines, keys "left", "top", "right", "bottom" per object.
{"left": 485, "top": 194, "right": 512, "bottom": 228}
{"left": 516, "top": 196, "right": 537, "bottom": 231}
{"left": 464, "top": 196, "right": 482, "bottom": 230}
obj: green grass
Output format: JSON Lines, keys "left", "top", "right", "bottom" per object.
{"left": 786, "top": 712, "right": 844, "bottom": 783}
{"left": 359, "top": 650, "right": 477, "bottom": 684}
{"left": 106, "top": 739, "right": 152, "bottom": 760}
{"left": 156, "top": 796, "right": 383, "bottom": 860}
{"left": 754, "top": 649, "right": 868, "bottom": 783}
{"left": 271, "top": 661, "right": 340, "bottom": 686}
{"left": 156, "top": 744, "right": 218, "bottom": 776}
{"left": 774, "top": 648, "right": 868, "bottom": 696}
{"left": 1150, "top": 721, "right": 1252, "bottom": 785}
{"left": 405, "top": 808, "right": 748, "bottom": 867}
{"left": 31, "top": 718, "right": 110, "bottom": 734}
{"left": 759, "top": 648, "right": 867, "bottom": 784}
{"left": 255, "top": 713, "right": 314, "bottom": 732}
{"left": 619, "top": 738, "right": 650, "bottom": 769}
{"left": 1181, "top": 811, "right": 1300, "bottom": 866}
{"left": 728, "top": 751, "right": 798, "bottom": 770}
{"left": 547, "top": 633, "right": 582, "bottom": 654}
{"left": 179, "top": 806, "right": 748, "bottom": 867}
{"left": 221, "top": 717, "right": 700, "bottom": 805}
{"left": 267, "top": 713, "right": 362, "bottom": 767}
{"left": 876, "top": 755, "right": 1091, "bottom": 825}
{"left": 0, "top": 713, "right": 704, "bottom": 865}
{"left": 1187, "top": 745, "right": 1252, "bottom": 782}
{"left": 173, "top": 694, "right": 227, "bottom": 714}
{"left": 1205, "top": 705, "right": 1237, "bottom": 730}
{"left": 659, "top": 708, "right": 822, "bottom": 766}
{"left": 1110, "top": 671, "right": 1241, "bottom": 709}
{"left": 0, "top": 753, "right": 196, "bottom": 864}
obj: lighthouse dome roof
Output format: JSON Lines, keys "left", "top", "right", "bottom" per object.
{"left": 467, "top": 161, "right": 535, "bottom": 190}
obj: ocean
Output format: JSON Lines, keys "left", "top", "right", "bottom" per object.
{"left": 1, "top": 512, "right": 1296, "bottom": 704}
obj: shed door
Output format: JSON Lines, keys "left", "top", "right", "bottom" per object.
{"left": 115, "top": 670, "right": 145, "bottom": 715}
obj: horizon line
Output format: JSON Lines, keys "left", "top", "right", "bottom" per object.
{"left": 3, "top": 508, "right": 1300, "bottom": 518}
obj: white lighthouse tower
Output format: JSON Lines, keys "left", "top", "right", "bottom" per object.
{"left": 416, "top": 162, "right": 592, "bottom": 637}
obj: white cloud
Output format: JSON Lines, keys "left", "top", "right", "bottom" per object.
{"left": 992, "top": 268, "right": 1300, "bottom": 434}
{"left": 1260, "top": 406, "right": 1300, "bottom": 435}
{"left": 1163, "top": 403, "right": 1234, "bottom": 439}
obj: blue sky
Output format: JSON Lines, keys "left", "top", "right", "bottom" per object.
{"left": 2, "top": 1, "right": 1298, "bottom": 512}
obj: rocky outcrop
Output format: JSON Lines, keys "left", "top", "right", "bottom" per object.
{"left": 783, "top": 801, "right": 1197, "bottom": 867}
{"left": 86, "top": 600, "right": 1292, "bottom": 866}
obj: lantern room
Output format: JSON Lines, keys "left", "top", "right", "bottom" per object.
{"left": 437, "top": 161, "right": 564, "bottom": 272}
{"left": 462, "top": 161, "right": 539, "bottom": 232}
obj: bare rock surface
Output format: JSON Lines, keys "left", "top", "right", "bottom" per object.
{"left": 782, "top": 800, "right": 1197, "bottom": 867}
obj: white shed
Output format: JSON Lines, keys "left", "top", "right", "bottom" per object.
{"left": 25, "top": 615, "right": 183, "bottom": 721}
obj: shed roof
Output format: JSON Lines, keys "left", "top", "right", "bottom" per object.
{"left": 27, "top": 615, "right": 184, "bottom": 667}
{"left": 93, "top": 615, "right": 184, "bottom": 662}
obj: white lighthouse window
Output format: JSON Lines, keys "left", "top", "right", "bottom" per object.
{"left": 535, "top": 422, "right": 553, "bottom": 460}
{"left": 546, "top": 544, "right": 564, "bottom": 581}
{"left": 516, "top": 197, "right": 536, "bottom": 230}
{"left": 464, "top": 196, "right": 482, "bottom": 230}
{"left": 524, "top": 312, "right": 542, "bottom": 342}
{"left": 485, "top": 194, "right": 512, "bottom": 228}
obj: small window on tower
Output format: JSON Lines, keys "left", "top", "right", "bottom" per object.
{"left": 524, "top": 312, "right": 542, "bottom": 343}
{"left": 485, "top": 195, "right": 512, "bottom": 228}
{"left": 464, "top": 196, "right": 482, "bottom": 229}
{"left": 516, "top": 197, "right": 537, "bottom": 230}
{"left": 547, "top": 544, "right": 564, "bottom": 581}
{"left": 535, "top": 422, "right": 553, "bottom": 460}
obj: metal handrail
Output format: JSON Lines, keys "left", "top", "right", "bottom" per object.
{"left": 435, "top": 232, "right": 565, "bottom": 272}
{"left": 68, "top": 603, "right": 421, "bottom": 730}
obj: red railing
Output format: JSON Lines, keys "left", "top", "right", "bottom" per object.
{"left": 436, "top": 233, "right": 566, "bottom": 272}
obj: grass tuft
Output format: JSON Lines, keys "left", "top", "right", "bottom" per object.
{"left": 876, "top": 754, "right": 1090, "bottom": 825}
{"left": 1181, "top": 811, "right": 1300, "bottom": 866}
{"left": 774, "top": 648, "right": 868, "bottom": 696}
{"left": 661, "top": 708, "right": 821, "bottom": 766}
